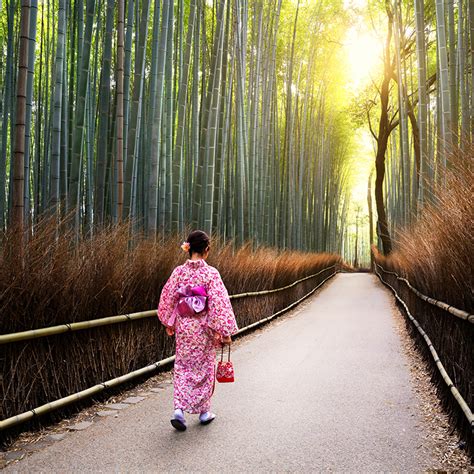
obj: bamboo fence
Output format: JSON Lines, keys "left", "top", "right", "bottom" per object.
{"left": 375, "top": 265, "right": 474, "bottom": 434}
{"left": 0, "top": 265, "right": 336, "bottom": 345}
{"left": 0, "top": 267, "right": 338, "bottom": 430}
{"left": 376, "top": 263, "right": 473, "bottom": 323}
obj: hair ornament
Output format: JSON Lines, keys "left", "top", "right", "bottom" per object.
{"left": 181, "top": 241, "right": 191, "bottom": 252}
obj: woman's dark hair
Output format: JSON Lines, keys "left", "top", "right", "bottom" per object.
{"left": 186, "top": 230, "right": 210, "bottom": 257}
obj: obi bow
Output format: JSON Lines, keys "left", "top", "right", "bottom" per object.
{"left": 168, "top": 285, "right": 208, "bottom": 326}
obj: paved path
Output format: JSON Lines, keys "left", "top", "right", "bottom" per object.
{"left": 7, "top": 274, "right": 434, "bottom": 472}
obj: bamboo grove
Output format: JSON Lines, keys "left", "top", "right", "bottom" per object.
{"left": 365, "top": 0, "right": 473, "bottom": 255}
{"left": 0, "top": 0, "right": 352, "bottom": 251}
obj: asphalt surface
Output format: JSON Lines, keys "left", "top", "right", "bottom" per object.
{"left": 7, "top": 273, "right": 434, "bottom": 472}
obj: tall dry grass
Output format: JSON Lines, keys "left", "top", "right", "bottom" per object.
{"left": 0, "top": 219, "right": 340, "bottom": 439}
{"left": 374, "top": 149, "right": 473, "bottom": 455}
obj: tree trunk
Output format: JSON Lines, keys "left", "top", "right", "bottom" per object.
{"left": 374, "top": 1, "right": 396, "bottom": 255}
{"left": 367, "top": 168, "right": 374, "bottom": 270}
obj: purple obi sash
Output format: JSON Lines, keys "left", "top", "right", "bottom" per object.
{"left": 169, "top": 285, "right": 207, "bottom": 326}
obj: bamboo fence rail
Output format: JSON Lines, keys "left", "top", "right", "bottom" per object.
{"left": 376, "top": 263, "right": 473, "bottom": 323}
{"left": 0, "top": 268, "right": 338, "bottom": 430}
{"left": 0, "top": 265, "right": 336, "bottom": 345}
{"left": 0, "top": 356, "right": 175, "bottom": 430}
{"left": 234, "top": 268, "right": 338, "bottom": 335}
{"left": 375, "top": 265, "right": 474, "bottom": 434}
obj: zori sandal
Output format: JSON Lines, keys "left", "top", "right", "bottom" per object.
{"left": 170, "top": 418, "right": 187, "bottom": 431}
{"left": 199, "top": 412, "right": 216, "bottom": 425}
{"left": 171, "top": 409, "right": 187, "bottom": 431}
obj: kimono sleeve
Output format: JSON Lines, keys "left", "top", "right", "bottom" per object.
{"left": 157, "top": 267, "right": 181, "bottom": 327}
{"left": 206, "top": 269, "right": 238, "bottom": 337}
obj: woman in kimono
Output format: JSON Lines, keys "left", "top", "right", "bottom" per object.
{"left": 157, "top": 230, "right": 238, "bottom": 431}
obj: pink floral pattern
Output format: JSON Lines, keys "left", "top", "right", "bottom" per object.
{"left": 157, "top": 259, "right": 238, "bottom": 414}
{"left": 216, "top": 361, "right": 234, "bottom": 383}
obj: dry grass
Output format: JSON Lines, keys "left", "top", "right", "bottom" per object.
{"left": 373, "top": 149, "right": 473, "bottom": 457}
{"left": 0, "top": 219, "right": 340, "bottom": 440}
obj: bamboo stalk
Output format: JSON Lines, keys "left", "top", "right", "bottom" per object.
{"left": 94, "top": 0, "right": 115, "bottom": 226}
{"left": 50, "top": 0, "right": 66, "bottom": 214}
{"left": 68, "top": 0, "right": 96, "bottom": 219}
{"left": 123, "top": 0, "right": 151, "bottom": 221}
{"left": 172, "top": 0, "right": 197, "bottom": 233}
{"left": 115, "top": 0, "right": 125, "bottom": 221}
{"left": 163, "top": 0, "right": 174, "bottom": 231}
{"left": 435, "top": 0, "right": 452, "bottom": 164}
{"left": 23, "top": 0, "right": 38, "bottom": 223}
{"left": 0, "top": 0, "right": 16, "bottom": 230}
{"left": 148, "top": 0, "right": 170, "bottom": 235}
{"left": 11, "top": 0, "right": 31, "bottom": 230}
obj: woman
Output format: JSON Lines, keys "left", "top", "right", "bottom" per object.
{"left": 157, "top": 230, "right": 238, "bottom": 431}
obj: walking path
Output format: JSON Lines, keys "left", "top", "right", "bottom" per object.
{"left": 6, "top": 274, "right": 436, "bottom": 471}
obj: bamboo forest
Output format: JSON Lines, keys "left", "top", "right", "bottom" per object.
{"left": 0, "top": 0, "right": 473, "bottom": 259}
{"left": 1, "top": 0, "right": 473, "bottom": 467}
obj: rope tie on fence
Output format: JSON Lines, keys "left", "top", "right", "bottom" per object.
{"left": 375, "top": 263, "right": 473, "bottom": 323}
{"left": 375, "top": 265, "right": 474, "bottom": 434}
{"left": 0, "top": 268, "right": 338, "bottom": 431}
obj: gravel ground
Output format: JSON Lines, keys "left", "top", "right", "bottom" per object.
{"left": 2, "top": 273, "right": 472, "bottom": 472}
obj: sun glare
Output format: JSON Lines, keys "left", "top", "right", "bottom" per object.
{"left": 344, "top": 27, "right": 383, "bottom": 91}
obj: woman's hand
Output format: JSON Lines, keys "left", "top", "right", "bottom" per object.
{"left": 211, "top": 332, "right": 231, "bottom": 346}
{"left": 165, "top": 326, "right": 175, "bottom": 336}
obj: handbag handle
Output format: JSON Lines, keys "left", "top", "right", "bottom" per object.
{"left": 220, "top": 344, "right": 231, "bottom": 362}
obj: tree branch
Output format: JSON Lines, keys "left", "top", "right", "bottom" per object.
{"left": 367, "top": 107, "right": 378, "bottom": 142}
{"left": 389, "top": 118, "right": 400, "bottom": 133}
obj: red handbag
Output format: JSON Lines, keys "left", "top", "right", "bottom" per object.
{"left": 216, "top": 345, "right": 234, "bottom": 383}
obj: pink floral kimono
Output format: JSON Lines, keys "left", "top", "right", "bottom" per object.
{"left": 157, "top": 259, "right": 238, "bottom": 414}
